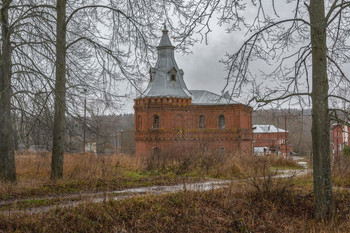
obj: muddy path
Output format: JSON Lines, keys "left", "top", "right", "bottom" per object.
{"left": 0, "top": 158, "right": 311, "bottom": 215}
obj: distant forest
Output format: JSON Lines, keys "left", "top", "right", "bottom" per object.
{"left": 15, "top": 109, "right": 318, "bottom": 156}
{"left": 253, "top": 109, "right": 313, "bottom": 156}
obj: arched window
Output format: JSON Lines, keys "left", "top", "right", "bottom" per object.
{"left": 219, "top": 115, "right": 225, "bottom": 129}
{"left": 153, "top": 115, "right": 159, "bottom": 129}
{"left": 137, "top": 115, "right": 142, "bottom": 131}
{"left": 199, "top": 115, "right": 205, "bottom": 129}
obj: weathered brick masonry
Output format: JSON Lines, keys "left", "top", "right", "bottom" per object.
{"left": 134, "top": 26, "right": 252, "bottom": 155}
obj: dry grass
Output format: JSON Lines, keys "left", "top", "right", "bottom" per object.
{"left": 0, "top": 152, "right": 177, "bottom": 200}
{"left": 332, "top": 154, "right": 350, "bottom": 187}
{"left": 268, "top": 154, "right": 301, "bottom": 168}
{"left": 1, "top": 180, "right": 349, "bottom": 233}
{"left": 144, "top": 150, "right": 301, "bottom": 179}
{"left": 145, "top": 150, "right": 249, "bottom": 178}
{"left": 0, "top": 151, "right": 302, "bottom": 201}
{"left": 3, "top": 152, "right": 347, "bottom": 232}
{"left": 15, "top": 151, "right": 143, "bottom": 180}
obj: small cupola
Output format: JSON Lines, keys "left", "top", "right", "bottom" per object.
{"left": 139, "top": 26, "right": 192, "bottom": 99}
{"left": 157, "top": 24, "right": 175, "bottom": 50}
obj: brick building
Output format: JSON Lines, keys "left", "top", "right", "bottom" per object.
{"left": 253, "top": 125, "right": 293, "bottom": 155}
{"left": 332, "top": 123, "right": 350, "bottom": 155}
{"left": 134, "top": 26, "right": 253, "bottom": 155}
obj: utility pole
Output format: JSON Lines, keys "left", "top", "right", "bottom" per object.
{"left": 83, "top": 89, "right": 87, "bottom": 155}
{"left": 285, "top": 114, "right": 288, "bottom": 157}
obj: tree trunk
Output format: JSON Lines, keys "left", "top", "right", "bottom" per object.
{"left": 0, "top": 0, "right": 16, "bottom": 183}
{"left": 51, "top": 0, "right": 66, "bottom": 180}
{"left": 310, "top": 0, "right": 333, "bottom": 219}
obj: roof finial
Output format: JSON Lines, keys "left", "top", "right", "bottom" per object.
{"left": 162, "top": 22, "right": 168, "bottom": 34}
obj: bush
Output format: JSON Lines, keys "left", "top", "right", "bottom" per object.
{"left": 343, "top": 145, "right": 350, "bottom": 157}
{"left": 245, "top": 155, "right": 295, "bottom": 200}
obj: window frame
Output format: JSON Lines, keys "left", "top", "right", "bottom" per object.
{"left": 153, "top": 114, "right": 160, "bottom": 129}
{"left": 218, "top": 114, "right": 225, "bottom": 129}
{"left": 199, "top": 115, "right": 206, "bottom": 129}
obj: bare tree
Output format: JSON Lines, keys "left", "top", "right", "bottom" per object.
{"left": 190, "top": 0, "right": 350, "bottom": 219}
{"left": 47, "top": 0, "right": 225, "bottom": 179}
{"left": 50, "top": 0, "right": 66, "bottom": 180}
{"left": 0, "top": 0, "right": 16, "bottom": 182}
{"left": 0, "top": 0, "right": 217, "bottom": 182}
{"left": 156, "top": 0, "right": 350, "bottom": 219}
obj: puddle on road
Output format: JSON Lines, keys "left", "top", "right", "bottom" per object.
{"left": 0, "top": 180, "right": 232, "bottom": 215}
{"left": 0, "top": 160, "right": 311, "bottom": 215}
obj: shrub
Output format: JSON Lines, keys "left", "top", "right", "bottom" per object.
{"left": 343, "top": 145, "right": 350, "bottom": 157}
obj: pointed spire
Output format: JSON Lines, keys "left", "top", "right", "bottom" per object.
{"left": 157, "top": 24, "right": 174, "bottom": 48}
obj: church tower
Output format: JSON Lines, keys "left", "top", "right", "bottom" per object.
{"left": 134, "top": 27, "right": 253, "bottom": 155}
{"left": 141, "top": 25, "right": 191, "bottom": 98}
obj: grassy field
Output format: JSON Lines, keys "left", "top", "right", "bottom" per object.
{"left": 0, "top": 151, "right": 302, "bottom": 200}
{"left": 1, "top": 151, "right": 350, "bottom": 232}
{"left": 1, "top": 178, "right": 350, "bottom": 232}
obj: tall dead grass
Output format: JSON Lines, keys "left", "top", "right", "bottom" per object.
{"left": 332, "top": 154, "right": 350, "bottom": 187}
{"left": 0, "top": 150, "right": 302, "bottom": 199}
{"left": 267, "top": 153, "right": 301, "bottom": 168}
{"left": 144, "top": 149, "right": 261, "bottom": 178}
{"left": 0, "top": 152, "right": 145, "bottom": 199}
{"left": 144, "top": 149, "right": 301, "bottom": 179}
{"left": 2, "top": 181, "right": 349, "bottom": 233}
{"left": 15, "top": 152, "right": 143, "bottom": 181}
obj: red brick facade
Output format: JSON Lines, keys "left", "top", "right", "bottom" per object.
{"left": 134, "top": 27, "right": 253, "bottom": 155}
{"left": 134, "top": 98, "right": 252, "bottom": 155}
{"left": 332, "top": 124, "right": 350, "bottom": 155}
{"left": 253, "top": 125, "right": 293, "bottom": 155}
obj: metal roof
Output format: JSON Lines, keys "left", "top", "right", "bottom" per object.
{"left": 253, "top": 125, "right": 288, "bottom": 133}
{"left": 140, "top": 26, "right": 191, "bottom": 98}
{"left": 190, "top": 90, "right": 239, "bottom": 105}
{"left": 139, "top": 27, "right": 242, "bottom": 106}
{"left": 157, "top": 25, "right": 174, "bottom": 48}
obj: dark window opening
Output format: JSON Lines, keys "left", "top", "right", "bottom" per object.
{"left": 171, "top": 74, "right": 176, "bottom": 81}
{"left": 199, "top": 115, "right": 206, "bottom": 129}
{"left": 150, "top": 73, "right": 153, "bottom": 81}
{"left": 219, "top": 115, "right": 225, "bottom": 129}
{"left": 153, "top": 115, "right": 159, "bottom": 129}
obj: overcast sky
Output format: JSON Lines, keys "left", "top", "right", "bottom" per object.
{"left": 122, "top": 25, "right": 244, "bottom": 113}
{"left": 119, "top": 1, "right": 350, "bottom": 114}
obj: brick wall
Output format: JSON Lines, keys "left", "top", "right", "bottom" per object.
{"left": 134, "top": 97, "right": 252, "bottom": 155}
{"left": 333, "top": 124, "right": 350, "bottom": 154}
{"left": 253, "top": 131, "right": 293, "bottom": 155}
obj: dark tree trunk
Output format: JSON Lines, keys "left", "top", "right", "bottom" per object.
{"left": 51, "top": 0, "right": 66, "bottom": 180}
{"left": 0, "top": 0, "right": 16, "bottom": 183}
{"left": 310, "top": 0, "right": 333, "bottom": 219}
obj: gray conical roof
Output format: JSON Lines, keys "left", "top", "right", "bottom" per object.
{"left": 140, "top": 27, "right": 191, "bottom": 98}
{"left": 157, "top": 25, "right": 174, "bottom": 48}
